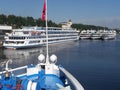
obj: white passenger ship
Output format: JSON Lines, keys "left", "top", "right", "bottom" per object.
{"left": 3, "top": 21, "right": 79, "bottom": 49}
{"left": 79, "top": 30, "right": 92, "bottom": 39}
{"left": 101, "top": 30, "right": 116, "bottom": 40}
{"left": 90, "top": 31, "right": 102, "bottom": 40}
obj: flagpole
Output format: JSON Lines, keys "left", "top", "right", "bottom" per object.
{"left": 45, "top": 0, "right": 49, "bottom": 64}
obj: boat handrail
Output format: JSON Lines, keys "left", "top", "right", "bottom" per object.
{"left": 59, "top": 66, "right": 84, "bottom": 90}
{"left": 0, "top": 65, "right": 27, "bottom": 75}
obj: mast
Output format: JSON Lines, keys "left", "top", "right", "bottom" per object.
{"left": 45, "top": 0, "right": 49, "bottom": 64}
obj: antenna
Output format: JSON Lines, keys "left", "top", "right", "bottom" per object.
{"left": 45, "top": 0, "right": 49, "bottom": 64}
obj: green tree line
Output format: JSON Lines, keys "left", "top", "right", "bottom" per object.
{"left": 72, "top": 23, "right": 108, "bottom": 30}
{"left": 0, "top": 14, "right": 58, "bottom": 28}
{"left": 0, "top": 14, "right": 108, "bottom": 30}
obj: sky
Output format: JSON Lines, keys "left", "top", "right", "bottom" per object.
{"left": 0, "top": 0, "right": 120, "bottom": 28}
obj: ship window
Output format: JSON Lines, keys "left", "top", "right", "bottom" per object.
{"left": 23, "top": 31, "right": 29, "bottom": 34}
{"left": 9, "top": 36, "right": 26, "bottom": 40}
{"left": 17, "top": 41, "right": 24, "bottom": 44}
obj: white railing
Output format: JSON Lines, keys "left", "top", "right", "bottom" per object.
{"left": 0, "top": 65, "right": 27, "bottom": 75}
{"left": 59, "top": 67, "right": 84, "bottom": 90}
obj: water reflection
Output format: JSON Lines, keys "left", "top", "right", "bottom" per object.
{"left": 2, "top": 47, "right": 44, "bottom": 67}
{"left": 1, "top": 41, "right": 77, "bottom": 68}
{"left": 4, "top": 48, "right": 44, "bottom": 60}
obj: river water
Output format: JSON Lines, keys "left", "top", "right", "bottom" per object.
{"left": 0, "top": 36, "right": 120, "bottom": 90}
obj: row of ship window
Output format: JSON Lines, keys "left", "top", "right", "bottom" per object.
{"left": 29, "top": 37, "right": 77, "bottom": 44}
{"left": 5, "top": 37, "right": 77, "bottom": 44}
{"left": 9, "top": 35, "right": 77, "bottom": 40}
{"left": 4, "top": 41, "right": 24, "bottom": 44}
{"left": 48, "top": 37, "right": 77, "bottom": 42}
{"left": 29, "top": 31, "right": 79, "bottom": 34}
{"left": 48, "top": 31, "right": 77, "bottom": 34}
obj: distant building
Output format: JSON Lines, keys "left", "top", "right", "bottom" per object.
{"left": 0, "top": 25, "right": 12, "bottom": 34}
{"left": 0, "top": 25, "right": 12, "bottom": 42}
{"left": 61, "top": 20, "right": 72, "bottom": 29}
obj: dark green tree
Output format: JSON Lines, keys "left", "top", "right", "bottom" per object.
{"left": 0, "top": 14, "right": 7, "bottom": 24}
{"left": 26, "top": 16, "right": 35, "bottom": 26}
{"left": 36, "top": 18, "right": 45, "bottom": 27}
{"left": 7, "top": 15, "right": 17, "bottom": 26}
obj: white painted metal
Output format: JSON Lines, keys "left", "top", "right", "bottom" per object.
{"left": 59, "top": 67, "right": 84, "bottom": 90}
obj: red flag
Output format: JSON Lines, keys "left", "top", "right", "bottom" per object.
{"left": 42, "top": 0, "right": 46, "bottom": 21}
